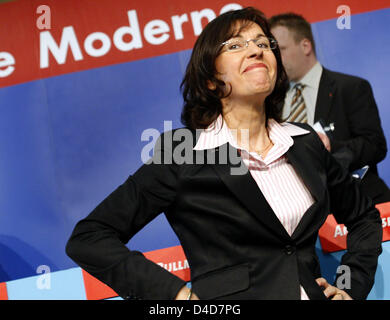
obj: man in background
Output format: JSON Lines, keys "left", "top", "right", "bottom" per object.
{"left": 269, "top": 13, "right": 390, "bottom": 204}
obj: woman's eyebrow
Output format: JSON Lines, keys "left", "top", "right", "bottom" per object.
{"left": 230, "top": 32, "right": 266, "bottom": 39}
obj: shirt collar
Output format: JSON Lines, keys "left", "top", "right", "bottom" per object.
{"left": 193, "top": 114, "right": 310, "bottom": 163}
{"left": 290, "top": 61, "right": 323, "bottom": 90}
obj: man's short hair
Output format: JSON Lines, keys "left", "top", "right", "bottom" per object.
{"left": 269, "top": 13, "right": 316, "bottom": 55}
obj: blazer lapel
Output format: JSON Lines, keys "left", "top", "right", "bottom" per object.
{"left": 210, "top": 143, "right": 292, "bottom": 241}
{"left": 203, "top": 134, "right": 326, "bottom": 242}
{"left": 285, "top": 140, "right": 323, "bottom": 203}
{"left": 314, "top": 68, "right": 336, "bottom": 123}
{"left": 286, "top": 137, "right": 326, "bottom": 241}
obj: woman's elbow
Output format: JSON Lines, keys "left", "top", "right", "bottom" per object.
{"left": 65, "top": 234, "right": 82, "bottom": 263}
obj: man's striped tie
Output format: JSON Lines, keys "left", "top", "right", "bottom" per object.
{"left": 288, "top": 83, "right": 307, "bottom": 123}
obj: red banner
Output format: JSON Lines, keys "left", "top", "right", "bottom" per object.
{"left": 319, "top": 202, "right": 390, "bottom": 253}
{"left": 1, "top": 0, "right": 389, "bottom": 88}
{"left": 143, "top": 245, "right": 191, "bottom": 282}
{"left": 0, "top": 282, "right": 8, "bottom": 300}
{"left": 82, "top": 269, "right": 118, "bottom": 300}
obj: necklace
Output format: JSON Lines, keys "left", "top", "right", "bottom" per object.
{"left": 254, "top": 139, "right": 273, "bottom": 156}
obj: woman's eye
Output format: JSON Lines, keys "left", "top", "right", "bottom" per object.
{"left": 257, "top": 43, "right": 270, "bottom": 49}
{"left": 228, "top": 42, "right": 243, "bottom": 50}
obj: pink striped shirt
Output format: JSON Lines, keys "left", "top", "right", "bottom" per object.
{"left": 193, "top": 114, "right": 314, "bottom": 300}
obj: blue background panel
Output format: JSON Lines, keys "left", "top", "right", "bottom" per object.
{"left": 0, "top": 6, "right": 389, "bottom": 299}
{"left": 6, "top": 267, "right": 86, "bottom": 300}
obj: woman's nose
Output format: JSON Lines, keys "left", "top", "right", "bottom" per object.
{"left": 246, "top": 40, "right": 263, "bottom": 58}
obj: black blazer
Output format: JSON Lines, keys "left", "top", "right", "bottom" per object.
{"left": 314, "top": 68, "right": 390, "bottom": 203}
{"left": 66, "top": 124, "right": 382, "bottom": 300}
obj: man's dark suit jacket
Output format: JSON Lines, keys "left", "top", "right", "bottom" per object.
{"left": 315, "top": 68, "right": 390, "bottom": 204}
{"left": 66, "top": 124, "right": 382, "bottom": 300}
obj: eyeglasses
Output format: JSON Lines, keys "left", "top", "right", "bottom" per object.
{"left": 220, "top": 36, "right": 278, "bottom": 53}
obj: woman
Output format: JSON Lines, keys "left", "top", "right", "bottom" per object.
{"left": 66, "top": 7, "right": 382, "bottom": 300}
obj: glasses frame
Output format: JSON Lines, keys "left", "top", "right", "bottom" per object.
{"left": 220, "top": 36, "right": 278, "bottom": 53}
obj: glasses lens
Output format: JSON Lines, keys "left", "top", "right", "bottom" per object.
{"left": 225, "top": 39, "right": 246, "bottom": 51}
{"left": 254, "top": 37, "right": 272, "bottom": 50}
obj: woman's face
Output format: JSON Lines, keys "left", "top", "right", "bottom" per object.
{"left": 214, "top": 22, "right": 277, "bottom": 103}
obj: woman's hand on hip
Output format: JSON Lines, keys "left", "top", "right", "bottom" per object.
{"left": 316, "top": 277, "right": 352, "bottom": 300}
{"left": 175, "top": 285, "right": 200, "bottom": 300}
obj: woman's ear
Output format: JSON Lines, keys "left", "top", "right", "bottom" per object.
{"left": 207, "top": 80, "right": 217, "bottom": 90}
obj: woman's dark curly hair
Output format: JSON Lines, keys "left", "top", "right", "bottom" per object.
{"left": 180, "top": 7, "right": 289, "bottom": 129}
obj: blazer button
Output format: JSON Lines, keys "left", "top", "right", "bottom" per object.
{"left": 284, "top": 245, "right": 295, "bottom": 255}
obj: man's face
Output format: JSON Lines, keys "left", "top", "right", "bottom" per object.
{"left": 270, "top": 25, "right": 305, "bottom": 82}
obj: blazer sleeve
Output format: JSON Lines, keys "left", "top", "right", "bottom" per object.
{"left": 330, "top": 78, "right": 387, "bottom": 171}
{"left": 314, "top": 130, "right": 383, "bottom": 299}
{"left": 65, "top": 133, "right": 186, "bottom": 300}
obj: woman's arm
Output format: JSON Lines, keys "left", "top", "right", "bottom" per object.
{"left": 313, "top": 129, "right": 383, "bottom": 299}
{"left": 66, "top": 132, "right": 187, "bottom": 299}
